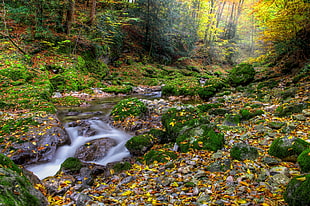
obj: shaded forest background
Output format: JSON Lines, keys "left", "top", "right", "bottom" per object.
{"left": 1, "top": 0, "right": 309, "bottom": 72}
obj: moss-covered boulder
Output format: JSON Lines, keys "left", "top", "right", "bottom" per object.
{"left": 268, "top": 137, "right": 310, "bottom": 161}
{"left": 239, "top": 109, "right": 264, "bottom": 121}
{"left": 275, "top": 103, "right": 308, "bottom": 117}
{"left": 228, "top": 63, "right": 255, "bottom": 86}
{"left": 125, "top": 134, "right": 155, "bottom": 156}
{"left": 230, "top": 143, "right": 259, "bottom": 161}
{"left": 60, "top": 157, "right": 83, "bottom": 173}
{"left": 112, "top": 162, "right": 132, "bottom": 173}
{"left": 111, "top": 98, "right": 147, "bottom": 121}
{"left": 0, "top": 154, "right": 47, "bottom": 206}
{"left": 143, "top": 150, "right": 177, "bottom": 165}
{"left": 198, "top": 77, "right": 226, "bottom": 101}
{"left": 297, "top": 148, "right": 310, "bottom": 173}
{"left": 284, "top": 174, "right": 310, "bottom": 206}
{"left": 161, "top": 107, "right": 209, "bottom": 142}
{"left": 176, "top": 124, "right": 225, "bottom": 153}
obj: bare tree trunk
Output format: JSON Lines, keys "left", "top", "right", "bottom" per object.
{"left": 88, "top": 0, "right": 96, "bottom": 25}
{"left": 65, "top": 0, "right": 75, "bottom": 34}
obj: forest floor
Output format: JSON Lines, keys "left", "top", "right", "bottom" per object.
{"left": 1, "top": 36, "right": 310, "bottom": 205}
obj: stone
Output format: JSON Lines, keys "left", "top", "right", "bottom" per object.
{"left": 75, "top": 138, "right": 117, "bottom": 161}
{"left": 230, "top": 143, "right": 259, "bottom": 161}
{"left": 269, "top": 173, "right": 290, "bottom": 186}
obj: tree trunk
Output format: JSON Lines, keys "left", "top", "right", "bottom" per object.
{"left": 89, "top": 0, "right": 96, "bottom": 25}
{"left": 65, "top": 0, "right": 75, "bottom": 34}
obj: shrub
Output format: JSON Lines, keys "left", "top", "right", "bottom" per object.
{"left": 125, "top": 134, "right": 155, "bottom": 156}
{"left": 228, "top": 63, "right": 255, "bottom": 86}
{"left": 111, "top": 98, "right": 147, "bottom": 121}
{"left": 297, "top": 148, "right": 310, "bottom": 173}
{"left": 284, "top": 174, "right": 310, "bottom": 206}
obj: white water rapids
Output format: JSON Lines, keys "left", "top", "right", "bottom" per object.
{"left": 27, "top": 119, "right": 132, "bottom": 180}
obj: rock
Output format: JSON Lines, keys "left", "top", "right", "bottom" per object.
{"left": 270, "top": 166, "right": 289, "bottom": 176}
{"left": 268, "top": 136, "right": 310, "bottom": 161}
{"left": 9, "top": 115, "right": 71, "bottom": 165}
{"left": 0, "top": 154, "right": 48, "bottom": 206}
{"left": 230, "top": 143, "right": 259, "bottom": 161}
{"left": 297, "top": 148, "right": 310, "bottom": 172}
{"left": 269, "top": 173, "right": 290, "bottom": 186}
{"left": 284, "top": 174, "right": 310, "bottom": 206}
{"left": 207, "top": 159, "right": 231, "bottom": 172}
{"left": 292, "top": 114, "right": 307, "bottom": 121}
{"left": 262, "top": 156, "right": 280, "bottom": 165}
{"left": 125, "top": 134, "right": 155, "bottom": 156}
{"left": 267, "top": 121, "right": 285, "bottom": 129}
{"left": 75, "top": 138, "right": 116, "bottom": 161}
{"left": 44, "top": 175, "right": 75, "bottom": 195}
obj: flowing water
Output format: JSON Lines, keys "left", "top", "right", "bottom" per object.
{"left": 27, "top": 93, "right": 160, "bottom": 179}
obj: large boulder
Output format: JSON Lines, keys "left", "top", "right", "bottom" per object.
{"left": 8, "top": 114, "right": 70, "bottom": 165}
{"left": 297, "top": 148, "right": 310, "bottom": 173}
{"left": 228, "top": 63, "right": 255, "bottom": 86}
{"left": 230, "top": 143, "right": 259, "bottom": 161}
{"left": 284, "top": 174, "right": 310, "bottom": 206}
{"left": 268, "top": 136, "right": 310, "bottom": 161}
{"left": 74, "top": 138, "right": 117, "bottom": 161}
{"left": 0, "top": 154, "right": 48, "bottom": 206}
{"left": 125, "top": 134, "right": 155, "bottom": 156}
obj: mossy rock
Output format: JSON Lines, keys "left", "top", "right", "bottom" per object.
{"left": 148, "top": 128, "right": 168, "bottom": 144}
{"left": 0, "top": 154, "right": 47, "bottom": 206}
{"left": 176, "top": 124, "right": 225, "bottom": 153}
{"left": 60, "top": 157, "right": 83, "bottom": 173}
{"left": 297, "top": 148, "right": 310, "bottom": 173}
{"left": 112, "top": 162, "right": 132, "bottom": 173}
{"left": 239, "top": 109, "right": 264, "bottom": 121}
{"left": 51, "top": 96, "right": 83, "bottom": 106}
{"left": 197, "top": 103, "right": 223, "bottom": 112}
{"left": 230, "top": 143, "right": 259, "bottom": 161}
{"left": 284, "top": 174, "right": 310, "bottom": 206}
{"left": 161, "top": 107, "right": 209, "bottom": 142}
{"left": 143, "top": 150, "right": 177, "bottom": 165}
{"left": 111, "top": 98, "right": 147, "bottom": 121}
{"left": 223, "top": 114, "right": 241, "bottom": 126}
{"left": 125, "top": 134, "right": 155, "bottom": 156}
{"left": 275, "top": 103, "right": 308, "bottom": 117}
{"left": 228, "top": 63, "right": 255, "bottom": 86}
{"left": 198, "top": 78, "right": 226, "bottom": 101}
{"left": 268, "top": 137, "right": 310, "bottom": 161}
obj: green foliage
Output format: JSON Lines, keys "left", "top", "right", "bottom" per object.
{"left": 297, "top": 149, "right": 310, "bottom": 173}
{"left": 284, "top": 174, "right": 310, "bottom": 206}
{"left": 0, "top": 154, "right": 22, "bottom": 174}
{"left": 162, "top": 77, "right": 199, "bottom": 97}
{"left": 76, "top": 56, "right": 109, "bottom": 80}
{"left": 125, "top": 134, "right": 154, "bottom": 156}
{"left": 197, "top": 103, "right": 224, "bottom": 112}
{"left": 0, "top": 117, "right": 39, "bottom": 136}
{"left": 61, "top": 157, "right": 82, "bottom": 173}
{"left": 111, "top": 98, "right": 147, "bottom": 121}
{"left": 112, "top": 162, "right": 132, "bottom": 173}
{"left": 230, "top": 143, "right": 259, "bottom": 161}
{"left": 228, "top": 63, "right": 255, "bottom": 86}
{"left": 268, "top": 137, "right": 310, "bottom": 160}
{"left": 0, "top": 65, "right": 34, "bottom": 82}
{"left": 143, "top": 150, "right": 177, "bottom": 165}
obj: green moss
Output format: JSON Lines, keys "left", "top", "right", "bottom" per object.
{"left": 176, "top": 125, "right": 224, "bottom": 153}
{"left": 162, "top": 107, "right": 209, "bottom": 142}
{"left": 268, "top": 137, "right": 310, "bottom": 160}
{"left": 230, "top": 143, "right": 259, "bottom": 161}
{"left": 161, "top": 77, "right": 199, "bottom": 97}
{"left": 239, "top": 109, "right": 264, "bottom": 120}
{"left": 61, "top": 157, "right": 82, "bottom": 172}
{"left": 197, "top": 103, "right": 223, "bottom": 112}
{"left": 228, "top": 63, "right": 255, "bottom": 86}
{"left": 111, "top": 98, "right": 147, "bottom": 121}
{"left": 51, "top": 96, "right": 83, "bottom": 106}
{"left": 143, "top": 150, "right": 177, "bottom": 165}
{"left": 297, "top": 148, "right": 310, "bottom": 173}
{"left": 275, "top": 103, "right": 308, "bottom": 117}
{"left": 0, "top": 154, "right": 22, "bottom": 174}
{"left": 284, "top": 174, "right": 310, "bottom": 206}
{"left": 112, "top": 162, "right": 132, "bottom": 173}
{"left": 125, "top": 134, "right": 154, "bottom": 156}
{"left": 198, "top": 78, "right": 227, "bottom": 101}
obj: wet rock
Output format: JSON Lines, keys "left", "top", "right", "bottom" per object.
{"left": 44, "top": 175, "right": 75, "bottom": 195}
{"left": 9, "top": 115, "right": 71, "bottom": 165}
{"left": 75, "top": 138, "right": 117, "bottom": 161}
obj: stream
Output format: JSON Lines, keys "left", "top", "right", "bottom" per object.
{"left": 27, "top": 92, "right": 161, "bottom": 179}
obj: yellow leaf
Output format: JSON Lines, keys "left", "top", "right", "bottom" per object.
{"left": 169, "top": 122, "right": 175, "bottom": 127}
{"left": 296, "top": 176, "right": 307, "bottom": 181}
{"left": 237, "top": 199, "right": 247, "bottom": 204}
{"left": 121, "top": 190, "right": 133, "bottom": 196}
{"left": 261, "top": 203, "right": 270, "bottom": 206}
{"left": 171, "top": 182, "right": 179, "bottom": 187}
